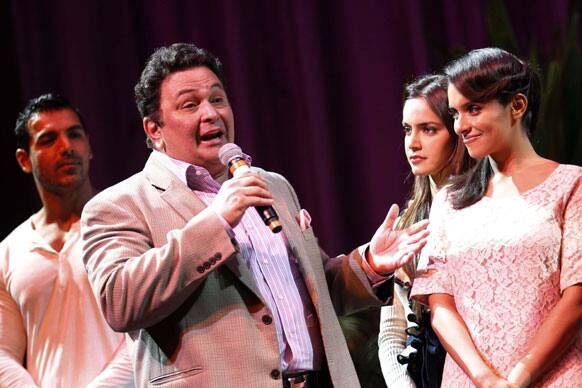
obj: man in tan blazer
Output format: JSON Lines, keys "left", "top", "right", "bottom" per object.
{"left": 81, "top": 43, "right": 428, "bottom": 388}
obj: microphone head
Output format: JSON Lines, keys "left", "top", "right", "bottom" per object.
{"left": 219, "top": 143, "right": 243, "bottom": 166}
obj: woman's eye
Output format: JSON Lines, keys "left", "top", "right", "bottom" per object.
{"left": 468, "top": 104, "right": 481, "bottom": 114}
{"left": 423, "top": 126, "right": 437, "bottom": 134}
{"left": 403, "top": 126, "right": 412, "bottom": 135}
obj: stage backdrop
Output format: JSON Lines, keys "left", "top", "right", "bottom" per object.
{"left": 1, "top": 0, "right": 578, "bottom": 255}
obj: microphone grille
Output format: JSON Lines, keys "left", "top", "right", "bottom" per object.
{"left": 219, "top": 143, "right": 243, "bottom": 166}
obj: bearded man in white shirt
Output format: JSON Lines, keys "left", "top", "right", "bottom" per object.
{"left": 0, "top": 94, "right": 134, "bottom": 387}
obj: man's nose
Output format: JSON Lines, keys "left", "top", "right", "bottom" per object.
{"left": 200, "top": 101, "right": 219, "bottom": 122}
{"left": 58, "top": 135, "right": 73, "bottom": 154}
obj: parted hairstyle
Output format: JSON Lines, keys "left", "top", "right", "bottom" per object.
{"left": 15, "top": 93, "right": 86, "bottom": 152}
{"left": 445, "top": 47, "right": 542, "bottom": 209}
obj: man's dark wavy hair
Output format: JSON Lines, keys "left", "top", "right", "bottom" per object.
{"left": 134, "top": 43, "right": 226, "bottom": 125}
{"left": 15, "top": 93, "right": 85, "bottom": 152}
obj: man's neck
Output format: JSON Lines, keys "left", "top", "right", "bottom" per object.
{"left": 33, "top": 182, "right": 94, "bottom": 252}
{"left": 153, "top": 149, "right": 229, "bottom": 184}
{"left": 36, "top": 181, "right": 95, "bottom": 229}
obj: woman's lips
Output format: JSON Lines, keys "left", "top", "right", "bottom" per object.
{"left": 409, "top": 155, "right": 426, "bottom": 164}
{"left": 463, "top": 133, "right": 481, "bottom": 145}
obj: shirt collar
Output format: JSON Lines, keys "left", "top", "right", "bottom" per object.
{"left": 28, "top": 216, "right": 81, "bottom": 254}
{"left": 151, "top": 149, "right": 253, "bottom": 184}
{"left": 151, "top": 150, "right": 193, "bottom": 186}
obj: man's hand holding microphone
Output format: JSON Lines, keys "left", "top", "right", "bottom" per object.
{"left": 213, "top": 143, "right": 281, "bottom": 232}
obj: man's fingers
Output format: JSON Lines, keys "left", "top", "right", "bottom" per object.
{"left": 396, "top": 250, "right": 415, "bottom": 268}
{"left": 238, "top": 186, "right": 273, "bottom": 199}
{"left": 405, "top": 219, "right": 429, "bottom": 235}
{"left": 402, "top": 239, "right": 428, "bottom": 257}
{"left": 404, "top": 228, "right": 429, "bottom": 245}
{"left": 380, "top": 203, "right": 400, "bottom": 231}
{"left": 229, "top": 190, "right": 274, "bottom": 210}
{"left": 229, "top": 173, "right": 269, "bottom": 190}
{"left": 244, "top": 196, "right": 275, "bottom": 207}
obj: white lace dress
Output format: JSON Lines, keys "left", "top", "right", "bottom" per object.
{"left": 411, "top": 164, "right": 582, "bottom": 387}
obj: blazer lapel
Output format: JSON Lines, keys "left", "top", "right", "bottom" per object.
{"left": 144, "top": 155, "right": 206, "bottom": 222}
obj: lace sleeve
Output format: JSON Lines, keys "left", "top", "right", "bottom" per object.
{"left": 560, "top": 174, "right": 582, "bottom": 292}
{"left": 410, "top": 190, "right": 452, "bottom": 305}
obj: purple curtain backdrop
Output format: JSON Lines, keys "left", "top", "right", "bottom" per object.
{"left": 1, "top": 0, "right": 577, "bottom": 255}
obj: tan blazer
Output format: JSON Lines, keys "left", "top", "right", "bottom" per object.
{"left": 81, "top": 154, "right": 384, "bottom": 387}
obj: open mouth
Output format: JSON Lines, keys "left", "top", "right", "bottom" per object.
{"left": 199, "top": 130, "right": 223, "bottom": 142}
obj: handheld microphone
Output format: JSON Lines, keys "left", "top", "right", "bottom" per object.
{"left": 219, "top": 143, "right": 282, "bottom": 233}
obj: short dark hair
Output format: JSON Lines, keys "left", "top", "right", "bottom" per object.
{"left": 15, "top": 93, "right": 85, "bottom": 152}
{"left": 134, "top": 43, "right": 226, "bottom": 126}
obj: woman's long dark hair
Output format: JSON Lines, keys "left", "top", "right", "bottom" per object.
{"left": 445, "top": 47, "right": 542, "bottom": 209}
{"left": 396, "top": 74, "right": 474, "bottom": 281}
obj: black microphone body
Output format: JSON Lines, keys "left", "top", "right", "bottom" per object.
{"left": 219, "top": 144, "right": 282, "bottom": 233}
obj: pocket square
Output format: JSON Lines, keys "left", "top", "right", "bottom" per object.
{"left": 296, "top": 209, "right": 312, "bottom": 231}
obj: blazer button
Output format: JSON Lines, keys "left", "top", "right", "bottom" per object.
{"left": 262, "top": 314, "right": 273, "bottom": 325}
{"left": 196, "top": 265, "right": 205, "bottom": 274}
{"left": 214, "top": 252, "right": 222, "bottom": 260}
{"left": 204, "top": 261, "right": 212, "bottom": 269}
{"left": 270, "top": 369, "right": 281, "bottom": 380}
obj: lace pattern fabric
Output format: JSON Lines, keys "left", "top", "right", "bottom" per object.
{"left": 411, "top": 164, "right": 582, "bottom": 387}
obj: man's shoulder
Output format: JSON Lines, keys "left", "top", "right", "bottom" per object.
{"left": 0, "top": 216, "right": 33, "bottom": 258}
{"left": 251, "top": 167, "right": 291, "bottom": 186}
{"left": 250, "top": 167, "right": 301, "bottom": 210}
{"left": 86, "top": 171, "right": 150, "bottom": 211}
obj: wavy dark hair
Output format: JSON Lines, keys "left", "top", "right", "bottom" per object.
{"left": 396, "top": 74, "right": 474, "bottom": 280}
{"left": 15, "top": 93, "right": 85, "bottom": 152}
{"left": 134, "top": 43, "right": 226, "bottom": 148}
{"left": 445, "top": 47, "right": 542, "bottom": 209}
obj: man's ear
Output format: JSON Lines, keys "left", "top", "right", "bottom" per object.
{"left": 143, "top": 117, "right": 165, "bottom": 151}
{"left": 15, "top": 148, "right": 32, "bottom": 174}
{"left": 86, "top": 134, "right": 94, "bottom": 160}
{"left": 510, "top": 93, "right": 528, "bottom": 120}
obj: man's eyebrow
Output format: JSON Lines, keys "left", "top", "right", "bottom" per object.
{"left": 176, "top": 83, "right": 224, "bottom": 97}
{"left": 67, "top": 124, "right": 85, "bottom": 131}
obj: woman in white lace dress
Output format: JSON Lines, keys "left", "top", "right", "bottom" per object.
{"left": 411, "top": 48, "right": 581, "bottom": 387}
{"left": 378, "top": 74, "right": 473, "bottom": 387}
